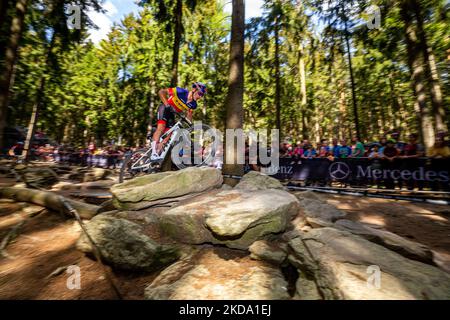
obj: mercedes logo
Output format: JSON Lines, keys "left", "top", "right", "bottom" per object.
{"left": 329, "top": 162, "right": 351, "bottom": 180}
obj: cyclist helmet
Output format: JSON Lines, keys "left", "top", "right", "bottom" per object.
{"left": 192, "top": 82, "right": 207, "bottom": 96}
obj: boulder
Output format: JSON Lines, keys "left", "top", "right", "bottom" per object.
{"left": 294, "top": 190, "right": 324, "bottom": 201}
{"left": 59, "top": 180, "right": 114, "bottom": 191}
{"left": 145, "top": 247, "right": 290, "bottom": 300}
{"left": 432, "top": 251, "right": 450, "bottom": 274}
{"left": 235, "top": 171, "right": 284, "bottom": 191}
{"left": 249, "top": 240, "right": 287, "bottom": 265}
{"left": 111, "top": 167, "right": 223, "bottom": 210}
{"left": 157, "top": 189, "right": 300, "bottom": 249}
{"left": 19, "top": 167, "right": 58, "bottom": 189}
{"left": 305, "top": 216, "right": 334, "bottom": 229}
{"left": 84, "top": 168, "right": 112, "bottom": 182}
{"left": 288, "top": 228, "right": 450, "bottom": 300}
{"left": 300, "top": 198, "right": 346, "bottom": 224}
{"left": 334, "top": 219, "right": 433, "bottom": 264}
{"left": 67, "top": 168, "right": 112, "bottom": 183}
{"left": 76, "top": 215, "right": 180, "bottom": 271}
{"left": 293, "top": 271, "right": 322, "bottom": 300}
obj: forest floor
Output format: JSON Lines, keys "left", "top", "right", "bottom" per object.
{"left": 0, "top": 170, "right": 449, "bottom": 300}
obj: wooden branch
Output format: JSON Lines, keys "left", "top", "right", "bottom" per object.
{"left": 0, "top": 187, "right": 100, "bottom": 219}
{"left": 0, "top": 219, "right": 26, "bottom": 257}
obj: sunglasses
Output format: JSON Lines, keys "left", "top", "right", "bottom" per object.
{"left": 195, "top": 90, "right": 205, "bottom": 97}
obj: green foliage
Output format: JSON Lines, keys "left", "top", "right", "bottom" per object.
{"left": 5, "top": 0, "right": 450, "bottom": 147}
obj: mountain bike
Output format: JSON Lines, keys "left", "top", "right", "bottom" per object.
{"left": 119, "top": 113, "right": 217, "bottom": 183}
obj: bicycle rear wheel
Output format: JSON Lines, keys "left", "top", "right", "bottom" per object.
{"left": 172, "top": 124, "right": 217, "bottom": 170}
{"left": 119, "top": 148, "right": 152, "bottom": 183}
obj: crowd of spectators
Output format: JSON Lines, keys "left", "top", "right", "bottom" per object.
{"left": 276, "top": 131, "right": 450, "bottom": 190}
{"left": 7, "top": 141, "right": 135, "bottom": 169}
{"left": 6, "top": 130, "right": 450, "bottom": 172}
{"left": 279, "top": 131, "right": 450, "bottom": 160}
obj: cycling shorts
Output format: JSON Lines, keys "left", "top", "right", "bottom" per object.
{"left": 157, "top": 104, "right": 177, "bottom": 128}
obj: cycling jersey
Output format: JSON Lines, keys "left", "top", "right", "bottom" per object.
{"left": 167, "top": 87, "right": 197, "bottom": 112}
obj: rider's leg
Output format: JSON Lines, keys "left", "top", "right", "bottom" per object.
{"left": 152, "top": 104, "right": 168, "bottom": 157}
{"left": 151, "top": 122, "right": 166, "bottom": 156}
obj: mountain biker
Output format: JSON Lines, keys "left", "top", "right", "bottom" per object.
{"left": 151, "top": 82, "right": 207, "bottom": 160}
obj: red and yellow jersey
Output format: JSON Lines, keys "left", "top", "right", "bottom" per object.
{"left": 167, "top": 87, "right": 198, "bottom": 112}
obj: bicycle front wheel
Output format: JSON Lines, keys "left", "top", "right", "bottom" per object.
{"left": 119, "top": 148, "right": 152, "bottom": 183}
{"left": 172, "top": 123, "right": 218, "bottom": 170}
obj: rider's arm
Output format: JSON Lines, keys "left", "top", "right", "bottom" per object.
{"left": 187, "top": 109, "right": 193, "bottom": 121}
{"left": 158, "top": 88, "right": 170, "bottom": 105}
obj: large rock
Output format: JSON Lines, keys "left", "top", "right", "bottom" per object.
{"left": 300, "top": 198, "right": 347, "bottom": 226}
{"left": 59, "top": 180, "right": 114, "bottom": 191}
{"left": 18, "top": 167, "right": 58, "bottom": 189}
{"left": 76, "top": 215, "right": 180, "bottom": 271}
{"left": 288, "top": 228, "right": 450, "bottom": 300}
{"left": 145, "top": 247, "right": 290, "bottom": 300}
{"left": 111, "top": 167, "right": 223, "bottom": 210}
{"left": 235, "top": 171, "right": 284, "bottom": 191}
{"left": 85, "top": 168, "right": 112, "bottom": 182}
{"left": 294, "top": 190, "right": 324, "bottom": 201}
{"left": 157, "top": 189, "right": 300, "bottom": 249}
{"left": 334, "top": 219, "right": 433, "bottom": 264}
{"left": 293, "top": 271, "right": 322, "bottom": 300}
{"left": 249, "top": 240, "right": 287, "bottom": 265}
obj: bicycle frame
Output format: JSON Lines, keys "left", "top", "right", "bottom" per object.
{"left": 130, "top": 118, "right": 188, "bottom": 171}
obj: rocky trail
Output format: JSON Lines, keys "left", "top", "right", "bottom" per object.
{"left": 0, "top": 163, "right": 449, "bottom": 300}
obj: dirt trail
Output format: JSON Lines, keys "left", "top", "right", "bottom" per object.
{"left": 0, "top": 170, "right": 449, "bottom": 299}
{"left": 323, "top": 194, "right": 450, "bottom": 256}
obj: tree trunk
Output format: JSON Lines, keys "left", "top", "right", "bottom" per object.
{"left": 274, "top": 15, "right": 281, "bottom": 136}
{"left": 388, "top": 75, "right": 401, "bottom": 130}
{"left": 299, "top": 45, "right": 307, "bottom": 139}
{"left": 171, "top": 0, "right": 183, "bottom": 87}
{"left": 343, "top": 19, "right": 359, "bottom": 139}
{"left": 0, "top": 0, "right": 10, "bottom": 35}
{"left": 412, "top": 0, "right": 448, "bottom": 133}
{"left": 223, "top": 0, "right": 245, "bottom": 186}
{"left": 0, "top": 187, "right": 100, "bottom": 219}
{"left": 301, "top": 109, "right": 308, "bottom": 139}
{"left": 21, "top": 33, "right": 55, "bottom": 160}
{"left": 337, "top": 75, "right": 347, "bottom": 141}
{"left": 401, "top": 0, "right": 435, "bottom": 148}
{"left": 0, "top": 0, "right": 28, "bottom": 151}
{"left": 147, "top": 81, "right": 156, "bottom": 140}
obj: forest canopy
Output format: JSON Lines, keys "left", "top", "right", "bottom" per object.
{"left": 0, "top": 0, "right": 449, "bottom": 150}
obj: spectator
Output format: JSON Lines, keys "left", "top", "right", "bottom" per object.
{"left": 368, "top": 145, "right": 381, "bottom": 158}
{"left": 293, "top": 142, "right": 303, "bottom": 159}
{"left": 318, "top": 139, "right": 330, "bottom": 158}
{"left": 379, "top": 137, "right": 387, "bottom": 155}
{"left": 88, "top": 141, "right": 96, "bottom": 154}
{"left": 279, "top": 142, "right": 289, "bottom": 158}
{"left": 351, "top": 137, "right": 365, "bottom": 158}
{"left": 335, "top": 139, "right": 352, "bottom": 159}
{"left": 330, "top": 138, "right": 340, "bottom": 158}
{"left": 302, "top": 144, "right": 317, "bottom": 159}
{"left": 399, "top": 133, "right": 424, "bottom": 190}
{"left": 427, "top": 136, "right": 450, "bottom": 158}
{"left": 402, "top": 133, "right": 424, "bottom": 158}
{"left": 286, "top": 145, "right": 294, "bottom": 157}
{"left": 8, "top": 141, "right": 24, "bottom": 157}
{"left": 382, "top": 139, "right": 399, "bottom": 161}
{"left": 391, "top": 132, "right": 406, "bottom": 155}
